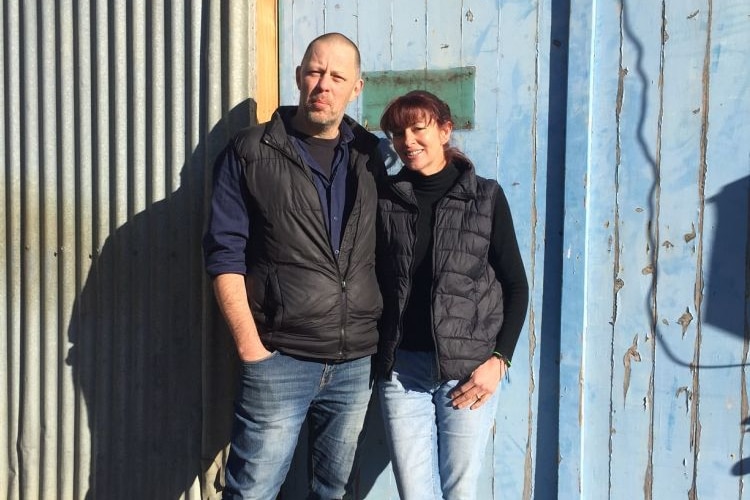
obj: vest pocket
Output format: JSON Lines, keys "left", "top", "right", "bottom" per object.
{"left": 253, "top": 267, "right": 283, "bottom": 330}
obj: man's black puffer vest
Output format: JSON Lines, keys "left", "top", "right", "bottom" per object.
{"left": 376, "top": 160, "right": 504, "bottom": 380}
{"left": 233, "top": 107, "right": 384, "bottom": 360}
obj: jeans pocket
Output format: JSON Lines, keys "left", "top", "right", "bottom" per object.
{"left": 241, "top": 350, "right": 279, "bottom": 367}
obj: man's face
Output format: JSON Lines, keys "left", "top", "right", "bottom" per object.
{"left": 295, "top": 38, "right": 363, "bottom": 138}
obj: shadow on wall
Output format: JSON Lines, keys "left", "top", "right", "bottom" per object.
{"left": 65, "top": 97, "right": 392, "bottom": 499}
{"left": 703, "top": 175, "right": 750, "bottom": 340}
{"left": 652, "top": 173, "right": 750, "bottom": 370}
{"left": 65, "top": 99, "right": 255, "bottom": 499}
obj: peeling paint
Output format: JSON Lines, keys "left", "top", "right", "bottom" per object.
{"left": 623, "top": 335, "right": 642, "bottom": 404}
{"left": 662, "top": 240, "right": 674, "bottom": 248}
{"left": 641, "top": 265, "right": 654, "bottom": 275}
{"left": 677, "top": 308, "right": 694, "bottom": 336}
{"left": 683, "top": 223, "right": 697, "bottom": 243}
{"left": 676, "top": 386, "right": 692, "bottom": 414}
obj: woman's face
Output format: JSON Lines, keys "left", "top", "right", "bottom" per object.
{"left": 391, "top": 115, "right": 452, "bottom": 176}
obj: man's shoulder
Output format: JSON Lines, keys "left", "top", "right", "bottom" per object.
{"left": 232, "top": 109, "right": 290, "bottom": 157}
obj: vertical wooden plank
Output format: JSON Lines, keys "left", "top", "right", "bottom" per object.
{"left": 692, "top": 0, "right": 750, "bottom": 497}
{"left": 357, "top": 0, "right": 392, "bottom": 133}
{"left": 256, "top": 0, "right": 278, "bottom": 122}
{"left": 527, "top": 0, "right": 564, "bottom": 496}
{"left": 577, "top": 0, "right": 621, "bottom": 496}
{"left": 491, "top": 1, "right": 545, "bottom": 499}
{"left": 390, "top": 1, "right": 426, "bottom": 71}
{"left": 278, "top": 0, "right": 325, "bottom": 106}
{"left": 460, "top": 0, "right": 500, "bottom": 169}
{"left": 558, "top": 0, "right": 595, "bottom": 496}
{"left": 323, "top": 1, "right": 361, "bottom": 118}
{"left": 650, "top": 1, "right": 708, "bottom": 498}
{"left": 357, "top": 0, "right": 392, "bottom": 71}
{"left": 608, "top": 0, "right": 664, "bottom": 498}
{"left": 426, "top": 0, "right": 462, "bottom": 68}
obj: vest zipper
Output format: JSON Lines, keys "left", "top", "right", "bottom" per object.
{"left": 338, "top": 277, "right": 347, "bottom": 359}
{"left": 263, "top": 137, "right": 349, "bottom": 358}
{"left": 392, "top": 204, "right": 419, "bottom": 375}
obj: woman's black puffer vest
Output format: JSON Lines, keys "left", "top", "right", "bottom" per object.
{"left": 376, "top": 160, "right": 504, "bottom": 380}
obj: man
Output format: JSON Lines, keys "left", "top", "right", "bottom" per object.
{"left": 203, "top": 33, "right": 385, "bottom": 499}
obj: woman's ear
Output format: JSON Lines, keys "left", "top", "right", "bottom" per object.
{"left": 439, "top": 121, "right": 453, "bottom": 145}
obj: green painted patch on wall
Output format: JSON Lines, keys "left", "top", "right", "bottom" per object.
{"left": 361, "top": 67, "right": 476, "bottom": 131}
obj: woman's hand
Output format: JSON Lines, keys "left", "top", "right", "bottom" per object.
{"left": 450, "top": 355, "right": 508, "bottom": 410}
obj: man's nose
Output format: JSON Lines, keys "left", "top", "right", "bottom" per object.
{"left": 316, "top": 73, "right": 332, "bottom": 90}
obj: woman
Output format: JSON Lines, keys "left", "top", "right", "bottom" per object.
{"left": 375, "top": 90, "right": 529, "bottom": 499}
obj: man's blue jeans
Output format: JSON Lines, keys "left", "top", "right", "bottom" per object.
{"left": 223, "top": 351, "right": 373, "bottom": 500}
{"left": 378, "top": 349, "right": 499, "bottom": 500}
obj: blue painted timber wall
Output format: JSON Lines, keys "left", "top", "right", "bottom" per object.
{"left": 279, "top": 1, "right": 749, "bottom": 499}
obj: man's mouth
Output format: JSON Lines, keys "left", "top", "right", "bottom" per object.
{"left": 309, "top": 98, "right": 328, "bottom": 109}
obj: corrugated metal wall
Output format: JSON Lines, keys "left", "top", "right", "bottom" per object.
{"left": 1, "top": 1, "right": 260, "bottom": 498}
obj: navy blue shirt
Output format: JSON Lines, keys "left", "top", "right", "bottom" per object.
{"left": 289, "top": 128, "right": 352, "bottom": 259}
{"left": 203, "top": 119, "right": 354, "bottom": 277}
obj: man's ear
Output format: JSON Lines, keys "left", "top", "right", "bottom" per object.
{"left": 295, "top": 66, "right": 302, "bottom": 90}
{"left": 349, "top": 78, "right": 364, "bottom": 102}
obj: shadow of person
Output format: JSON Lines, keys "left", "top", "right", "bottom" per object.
{"left": 704, "top": 175, "right": 749, "bottom": 339}
{"left": 66, "top": 99, "right": 256, "bottom": 499}
{"left": 67, "top": 96, "right": 393, "bottom": 499}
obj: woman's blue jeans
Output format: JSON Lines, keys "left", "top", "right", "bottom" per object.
{"left": 223, "top": 351, "right": 373, "bottom": 500}
{"left": 378, "top": 349, "right": 499, "bottom": 500}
